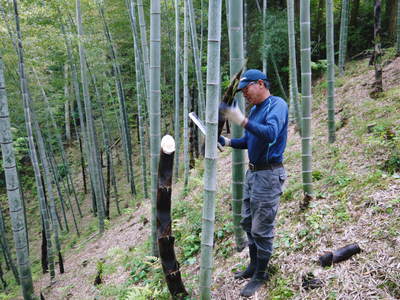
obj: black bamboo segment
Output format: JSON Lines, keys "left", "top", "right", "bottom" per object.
{"left": 156, "top": 135, "right": 188, "bottom": 298}
{"left": 319, "top": 243, "right": 361, "bottom": 267}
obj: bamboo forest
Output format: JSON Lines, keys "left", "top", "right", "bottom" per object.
{"left": 1, "top": 0, "right": 400, "bottom": 299}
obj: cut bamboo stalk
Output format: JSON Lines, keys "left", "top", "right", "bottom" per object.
{"left": 157, "top": 135, "right": 188, "bottom": 298}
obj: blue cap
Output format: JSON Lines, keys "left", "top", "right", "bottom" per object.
{"left": 237, "top": 69, "right": 268, "bottom": 90}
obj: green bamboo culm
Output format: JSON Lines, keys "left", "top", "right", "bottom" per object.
{"left": 137, "top": 0, "right": 150, "bottom": 112}
{"left": 150, "top": 0, "right": 161, "bottom": 257}
{"left": 76, "top": 0, "right": 105, "bottom": 233}
{"left": 173, "top": 0, "right": 181, "bottom": 182}
{"left": 33, "top": 68, "right": 83, "bottom": 218}
{"left": 300, "top": 0, "right": 313, "bottom": 204}
{"left": 59, "top": 17, "right": 88, "bottom": 196}
{"left": 269, "top": 52, "right": 288, "bottom": 99}
{"left": 199, "top": 0, "right": 222, "bottom": 298}
{"left": 338, "top": 0, "right": 350, "bottom": 76}
{"left": 127, "top": 0, "right": 149, "bottom": 199}
{"left": 183, "top": 0, "right": 190, "bottom": 189}
{"left": 371, "top": 0, "right": 383, "bottom": 96}
{"left": 228, "top": 0, "right": 246, "bottom": 252}
{"left": 98, "top": 1, "right": 136, "bottom": 197}
{"left": 12, "top": 0, "right": 55, "bottom": 280}
{"left": 0, "top": 205, "right": 19, "bottom": 283}
{"left": 30, "top": 107, "right": 64, "bottom": 274}
{"left": 0, "top": 57, "right": 35, "bottom": 299}
{"left": 187, "top": 0, "right": 205, "bottom": 122}
{"left": 326, "top": 0, "right": 336, "bottom": 143}
{"left": 397, "top": 0, "right": 400, "bottom": 55}
{"left": 286, "top": 0, "right": 302, "bottom": 133}
{"left": 262, "top": 0, "right": 267, "bottom": 73}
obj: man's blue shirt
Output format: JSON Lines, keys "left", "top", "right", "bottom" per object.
{"left": 230, "top": 95, "right": 288, "bottom": 164}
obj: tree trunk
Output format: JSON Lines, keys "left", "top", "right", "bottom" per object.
{"left": 349, "top": 0, "right": 360, "bottom": 27}
{"left": 157, "top": 135, "right": 188, "bottom": 298}
{"left": 150, "top": 0, "right": 161, "bottom": 257}
{"left": 13, "top": 0, "right": 56, "bottom": 282}
{"left": 183, "top": 0, "right": 190, "bottom": 188}
{"left": 187, "top": 0, "right": 206, "bottom": 122}
{"left": 1, "top": 53, "right": 35, "bottom": 298}
{"left": 287, "top": 0, "right": 302, "bottom": 133}
{"left": 33, "top": 68, "right": 83, "bottom": 219}
{"left": 98, "top": 3, "right": 136, "bottom": 197}
{"left": 0, "top": 205, "right": 19, "bottom": 283}
{"left": 387, "top": 0, "right": 397, "bottom": 39}
{"left": 262, "top": 0, "right": 267, "bottom": 73}
{"left": 64, "top": 64, "right": 71, "bottom": 145}
{"left": 228, "top": 0, "right": 246, "bottom": 252}
{"left": 199, "top": 0, "right": 222, "bottom": 298}
{"left": 59, "top": 17, "right": 88, "bottom": 196}
{"left": 127, "top": 0, "right": 149, "bottom": 199}
{"left": 326, "top": 0, "right": 336, "bottom": 143}
{"left": 314, "top": 0, "right": 324, "bottom": 41}
{"left": 76, "top": 0, "right": 105, "bottom": 233}
{"left": 396, "top": 0, "right": 400, "bottom": 55}
{"left": 338, "top": 0, "right": 350, "bottom": 76}
{"left": 300, "top": 0, "right": 313, "bottom": 208}
{"left": 371, "top": 0, "right": 383, "bottom": 97}
{"left": 137, "top": 0, "right": 151, "bottom": 112}
{"left": 173, "top": 0, "right": 181, "bottom": 183}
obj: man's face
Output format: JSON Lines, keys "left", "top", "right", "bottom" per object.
{"left": 242, "top": 80, "right": 264, "bottom": 105}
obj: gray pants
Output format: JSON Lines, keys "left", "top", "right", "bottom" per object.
{"left": 241, "top": 166, "right": 286, "bottom": 258}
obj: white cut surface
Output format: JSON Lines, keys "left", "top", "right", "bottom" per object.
{"left": 161, "top": 134, "right": 175, "bottom": 154}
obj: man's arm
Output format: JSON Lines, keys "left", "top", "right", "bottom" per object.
{"left": 230, "top": 135, "right": 248, "bottom": 149}
{"left": 218, "top": 131, "right": 248, "bottom": 149}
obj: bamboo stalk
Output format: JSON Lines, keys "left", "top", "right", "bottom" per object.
{"left": 397, "top": 0, "right": 400, "bottom": 55}
{"left": 127, "top": 0, "right": 149, "bottom": 199}
{"left": 326, "top": 0, "right": 336, "bottom": 143}
{"left": 0, "top": 204, "right": 19, "bottom": 284}
{"left": 228, "top": 0, "right": 246, "bottom": 252}
{"left": 137, "top": 0, "right": 151, "bottom": 112}
{"left": 150, "top": 0, "right": 161, "bottom": 257}
{"left": 183, "top": 0, "right": 190, "bottom": 188}
{"left": 199, "top": 0, "right": 222, "bottom": 298}
{"left": 76, "top": 0, "right": 105, "bottom": 233}
{"left": 173, "top": 0, "right": 181, "bottom": 183}
{"left": 187, "top": 0, "right": 205, "bottom": 121}
{"left": 157, "top": 135, "right": 188, "bottom": 298}
{"left": 287, "top": 0, "right": 302, "bottom": 133}
{"left": 300, "top": 0, "right": 313, "bottom": 206}
{"left": 338, "top": 0, "right": 350, "bottom": 76}
{"left": 12, "top": 0, "right": 56, "bottom": 281}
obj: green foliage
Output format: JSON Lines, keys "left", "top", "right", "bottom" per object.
{"left": 311, "top": 59, "right": 328, "bottom": 78}
{"left": 268, "top": 277, "right": 295, "bottom": 299}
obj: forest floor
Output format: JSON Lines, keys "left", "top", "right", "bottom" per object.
{"left": 30, "top": 52, "right": 400, "bottom": 299}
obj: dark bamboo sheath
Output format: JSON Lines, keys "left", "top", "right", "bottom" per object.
{"left": 319, "top": 243, "right": 361, "bottom": 267}
{"left": 156, "top": 136, "right": 187, "bottom": 298}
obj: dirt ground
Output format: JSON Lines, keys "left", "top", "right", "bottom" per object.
{"left": 34, "top": 56, "right": 400, "bottom": 299}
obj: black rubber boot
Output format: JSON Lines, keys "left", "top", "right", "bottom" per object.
{"left": 240, "top": 256, "right": 270, "bottom": 297}
{"left": 234, "top": 244, "right": 257, "bottom": 279}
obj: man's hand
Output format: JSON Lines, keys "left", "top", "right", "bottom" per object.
{"left": 218, "top": 135, "right": 231, "bottom": 147}
{"left": 219, "top": 102, "right": 248, "bottom": 127}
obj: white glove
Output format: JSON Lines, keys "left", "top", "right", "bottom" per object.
{"left": 218, "top": 136, "right": 231, "bottom": 147}
{"left": 220, "top": 102, "right": 248, "bottom": 127}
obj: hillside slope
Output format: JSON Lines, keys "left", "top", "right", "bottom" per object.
{"left": 33, "top": 53, "right": 400, "bottom": 300}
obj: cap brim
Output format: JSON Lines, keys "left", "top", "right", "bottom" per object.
{"left": 237, "top": 80, "right": 251, "bottom": 91}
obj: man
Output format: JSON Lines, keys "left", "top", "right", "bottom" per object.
{"left": 219, "top": 69, "right": 288, "bottom": 297}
